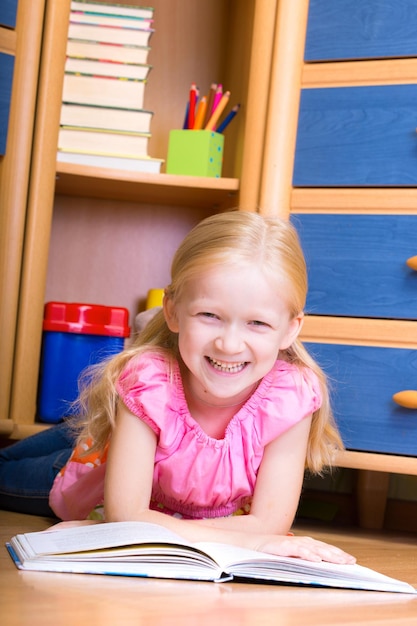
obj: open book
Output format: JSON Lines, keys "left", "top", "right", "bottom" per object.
{"left": 6, "top": 521, "right": 416, "bottom": 594}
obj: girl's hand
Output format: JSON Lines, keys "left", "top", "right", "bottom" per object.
{"left": 258, "top": 534, "right": 356, "bottom": 564}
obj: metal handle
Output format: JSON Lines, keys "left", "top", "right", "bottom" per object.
{"left": 392, "top": 390, "right": 417, "bottom": 409}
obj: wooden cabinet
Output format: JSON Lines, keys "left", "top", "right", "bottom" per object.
{"left": 0, "top": 0, "right": 280, "bottom": 436}
{"left": 284, "top": 0, "right": 417, "bottom": 527}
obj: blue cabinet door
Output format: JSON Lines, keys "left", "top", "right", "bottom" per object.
{"left": 305, "top": 0, "right": 417, "bottom": 61}
{"left": 292, "top": 214, "right": 417, "bottom": 320}
{"left": 0, "top": 0, "right": 17, "bottom": 28}
{"left": 0, "top": 53, "right": 14, "bottom": 155}
{"left": 305, "top": 342, "right": 417, "bottom": 456}
{"left": 293, "top": 84, "right": 417, "bottom": 187}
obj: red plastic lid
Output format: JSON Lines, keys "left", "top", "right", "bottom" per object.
{"left": 43, "top": 302, "right": 130, "bottom": 337}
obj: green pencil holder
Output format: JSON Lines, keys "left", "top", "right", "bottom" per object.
{"left": 166, "top": 130, "right": 224, "bottom": 177}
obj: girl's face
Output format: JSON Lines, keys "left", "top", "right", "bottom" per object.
{"left": 164, "top": 262, "right": 303, "bottom": 408}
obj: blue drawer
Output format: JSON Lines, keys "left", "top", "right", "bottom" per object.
{"left": 292, "top": 214, "right": 417, "bottom": 320}
{"left": 0, "top": 0, "right": 17, "bottom": 28}
{"left": 305, "top": 0, "right": 417, "bottom": 61}
{"left": 0, "top": 52, "right": 14, "bottom": 155}
{"left": 305, "top": 342, "right": 417, "bottom": 456}
{"left": 293, "top": 84, "right": 417, "bottom": 187}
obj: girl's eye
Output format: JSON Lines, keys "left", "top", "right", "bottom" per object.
{"left": 250, "top": 320, "right": 270, "bottom": 327}
{"left": 198, "top": 312, "right": 218, "bottom": 319}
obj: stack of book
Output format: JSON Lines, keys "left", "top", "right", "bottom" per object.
{"left": 57, "top": 0, "right": 164, "bottom": 173}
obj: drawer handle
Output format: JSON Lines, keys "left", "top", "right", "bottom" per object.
{"left": 392, "top": 390, "right": 417, "bottom": 409}
{"left": 406, "top": 255, "right": 417, "bottom": 271}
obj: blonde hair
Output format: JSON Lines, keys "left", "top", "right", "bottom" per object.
{"left": 76, "top": 210, "right": 343, "bottom": 473}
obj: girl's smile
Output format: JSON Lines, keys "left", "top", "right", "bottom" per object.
{"left": 205, "top": 356, "right": 248, "bottom": 374}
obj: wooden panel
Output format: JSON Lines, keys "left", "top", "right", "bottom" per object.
{"left": 258, "top": 0, "right": 309, "bottom": 217}
{"left": 305, "top": 342, "right": 417, "bottom": 456}
{"left": 291, "top": 188, "right": 417, "bottom": 214}
{"left": 0, "top": 0, "right": 46, "bottom": 422}
{"left": 335, "top": 449, "right": 417, "bottom": 474}
{"left": 9, "top": 0, "right": 71, "bottom": 425}
{"left": 305, "top": 0, "right": 417, "bottom": 62}
{"left": 302, "top": 58, "right": 417, "bottom": 88}
{"left": 238, "top": 0, "right": 277, "bottom": 211}
{"left": 301, "top": 316, "right": 417, "bottom": 349}
{"left": 294, "top": 84, "right": 417, "bottom": 187}
{"left": 0, "top": 25, "right": 16, "bottom": 54}
{"left": 292, "top": 214, "right": 417, "bottom": 319}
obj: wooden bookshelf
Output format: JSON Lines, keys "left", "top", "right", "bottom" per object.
{"left": 3, "top": 0, "right": 278, "bottom": 431}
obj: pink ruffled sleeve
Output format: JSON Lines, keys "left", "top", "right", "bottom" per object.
{"left": 115, "top": 353, "right": 183, "bottom": 438}
{"left": 250, "top": 362, "right": 322, "bottom": 446}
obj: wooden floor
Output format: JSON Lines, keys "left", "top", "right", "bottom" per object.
{"left": 1, "top": 511, "right": 416, "bottom": 626}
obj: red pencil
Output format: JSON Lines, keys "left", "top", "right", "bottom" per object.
{"left": 187, "top": 83, "right": 197, "bottom": 129}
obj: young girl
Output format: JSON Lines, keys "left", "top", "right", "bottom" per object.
{"left": 2, "top": 211, "right": 355, "bottom": 564}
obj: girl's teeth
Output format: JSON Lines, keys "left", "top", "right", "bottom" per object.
{"left": 209, "top": 357, "right": 245, "bottom": 373}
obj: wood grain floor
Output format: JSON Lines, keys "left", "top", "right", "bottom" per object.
{"left": 1, "top": 510, "right": 416, "bottom": 626}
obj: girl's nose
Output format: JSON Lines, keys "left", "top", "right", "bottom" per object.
{"left": 214, "top": 325, "right": 244, "bottom": 354}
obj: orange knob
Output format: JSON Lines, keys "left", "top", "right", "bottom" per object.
{"left": 406, "top": 256, "right": 417, "bottom": 271}
{"left": 392, "top": 390, "right": 417, "bottom": 409}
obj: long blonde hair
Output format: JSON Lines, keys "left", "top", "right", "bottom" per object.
{"left": 76, "top": 210, "right": 343, "bottom": 473}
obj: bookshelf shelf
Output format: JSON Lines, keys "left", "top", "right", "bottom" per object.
{"left": 55, "top": 163, "right": 239, "bottom": 209}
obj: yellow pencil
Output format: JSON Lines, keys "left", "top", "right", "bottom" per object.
{"left": 204, "top": 91, "right": 230, "bottom": 131}
{"left": 193, "top": 96, "right": 207, "bottom": 129}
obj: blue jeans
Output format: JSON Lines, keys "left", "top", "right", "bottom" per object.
{"left": 0, "top": 421, "right": 77, "bottom": 517}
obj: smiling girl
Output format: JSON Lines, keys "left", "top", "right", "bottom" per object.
{"left": 31, "top": 211, "right": 354, "bottom": 563}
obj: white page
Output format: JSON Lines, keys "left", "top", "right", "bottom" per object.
{"left": 195, "top": 542, "right": 417, "bottom": 593}
{"left": 15, "top": 522, "right": 194, "bottom": 558}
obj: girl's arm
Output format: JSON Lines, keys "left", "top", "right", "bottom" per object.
{"left": 104, "top": 404, "right": 355, "bottom": 564}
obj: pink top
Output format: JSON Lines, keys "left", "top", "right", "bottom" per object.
{"left": 49, "top": 352, "right": 321, "bottom": 521}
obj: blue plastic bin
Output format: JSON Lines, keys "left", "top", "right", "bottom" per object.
{"left": 37, "top": 302, "right": 130, "bottom": 423}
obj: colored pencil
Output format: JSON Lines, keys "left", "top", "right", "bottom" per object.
{"left": 216, "top": 103, "right": 240, "bottom": 133}
{"left": 211, "top": 84, "right": 223, "bottom": 115}
{"left": 187, "top": 82, "right": 197, "bottom": 129}
{"left": 203, "top": 82, "right": 217, "bottom": 127}
{"left": 182, "top": 101, "right": 190, "bottom": 129}
{"left": 193, "top": 96, "right": 207, "bottom": 129}
{"left": 205, "top": 90, "right": 230, "bottom": 130}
